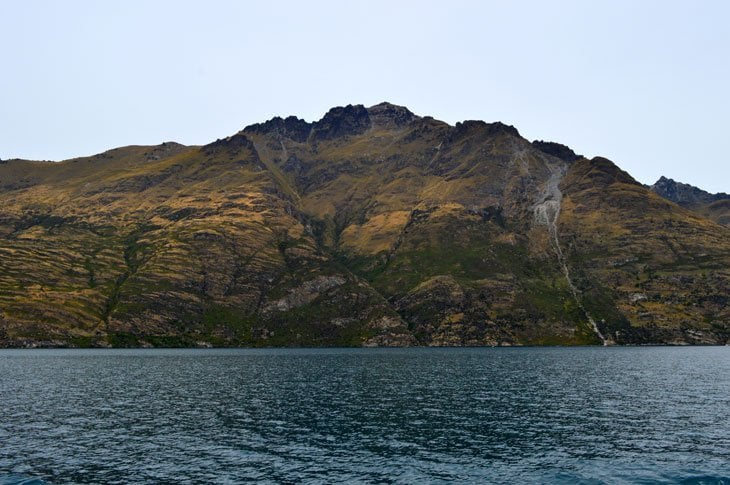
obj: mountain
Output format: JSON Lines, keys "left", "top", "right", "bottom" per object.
{"left": 650, "top": 176, "right": 730, "bottom": 226}
{"left": 0, "top": 103, "right": 728, "bottom": 347}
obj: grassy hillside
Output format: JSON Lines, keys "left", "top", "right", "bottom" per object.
{"left": 1, "top": 103, "right": 727, "bottom": 347}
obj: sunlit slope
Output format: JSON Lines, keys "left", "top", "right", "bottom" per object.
{"left": 559, "top": 158, "right": 730, "bottom": 343}
{"left": 0, "top": 136, "right": 406, "bottom": 347}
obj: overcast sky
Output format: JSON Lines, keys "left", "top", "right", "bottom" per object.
{"left": 1, "top": 0, "right": 728, "bottom": 192}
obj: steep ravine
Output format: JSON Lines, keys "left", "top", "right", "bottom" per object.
{"left": 533, "top": 163, "right": 611, "bottom": 345}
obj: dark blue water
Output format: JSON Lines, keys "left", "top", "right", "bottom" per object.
{"left": 1, "top": 347, "right": 729, "bottom": 484}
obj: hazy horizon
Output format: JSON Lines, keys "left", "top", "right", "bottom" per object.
{"left": 2, "top": 0, "right": 729, "bottom": 192}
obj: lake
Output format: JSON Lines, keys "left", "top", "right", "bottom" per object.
{"left": 1, "top": 347, "right": 729, "bottom": 483}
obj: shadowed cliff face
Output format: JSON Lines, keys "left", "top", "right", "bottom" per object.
{"left": 0, "top": 103, "right": 728, "bottom": 347}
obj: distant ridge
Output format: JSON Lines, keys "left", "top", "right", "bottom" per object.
{"left": 650, "top": 176, "right": 730, "bottom": 226}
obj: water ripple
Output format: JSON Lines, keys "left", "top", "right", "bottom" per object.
{"left": 1, "top": 347, "right": 729, "bottom": 483}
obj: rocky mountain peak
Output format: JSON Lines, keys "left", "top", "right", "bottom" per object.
{"left": 244, "top": 115, "right": 312, "bottom": 143}
{"left": 531, "top": 140, "right": 581, "bottom": 162}
{"left": 449, "top": 120, "right": 521, "bottom": 142}
{"left": 650, "top": 176, "right": 728, "bottom": 205}
{"left": 651, "top": 176, "right": 681, "bottom": 201}
{"left": 367, "top": 102, "right": 416, "bottom": 127}
{"left": 312, "top": 104, "right": 372, "bottom": 140}
{"left": 310, "top": 104, "right": 372, "bottom": 141}
{"left": 650, "top": 176, "right": 729, "bottom": 226}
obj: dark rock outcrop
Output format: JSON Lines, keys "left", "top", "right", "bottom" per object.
{"left": 532, "top": 140, "right": 581, "bottom": 162}
{"left": 449, "top": 120, "right": 520, "bottom": 142}
{"left": 245, "top": 116, "right": 312, "bottom": 143}
{"left": 651, "top": 176, "right": 729, "bottom": 206}
{"left": 310, "top": 104, "right": 372, "bottom": 141}
{"left": 651, "top": 176, "right": 730, "bottom": 226}
{"left": 367, "top": 102, "right": 416, "bottom": 128}
{"left": 203, "top": 133, "right": 256, "bottom": 155}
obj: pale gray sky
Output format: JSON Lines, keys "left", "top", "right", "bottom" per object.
{"left": 1, "top": 0, "right": 728, "bottom": 192}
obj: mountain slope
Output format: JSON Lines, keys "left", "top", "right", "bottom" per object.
{"left": 650, "top": 176, "right": 730, "bottom": 226}
{"left": 1, "top": 103, "right": 728, "bottom": 347}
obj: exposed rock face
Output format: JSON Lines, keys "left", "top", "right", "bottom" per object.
{"left": 450, "top": 120, "right": 520, "bottom": 141}
{"left": 203, "top": 133, "right": 257, "bottom": 155}
{"left": 264, "top": 275, "right": 346, "bottom": 313}
{"left": 310, "top": 104, "right": 372, "bottom": 141}
{"left": 244, "top": 116, "right": 312, "bottom": 143}
{"left": 363, "top": 316, "right": 416, "bottom": 347}
{"left": 0, "top": 103, "right": 727, "bottom": 347}
{"left": 367, "top": 102, "right": 416, "bottom": 128}
{"left": 651, "top": 176, "right": 730, "bottom": 226}
{"left": 532, "top": 140, "right": 581, "bottom": 162}
{"left": 651, "top": 176, "right": 728, "bottom": 205}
